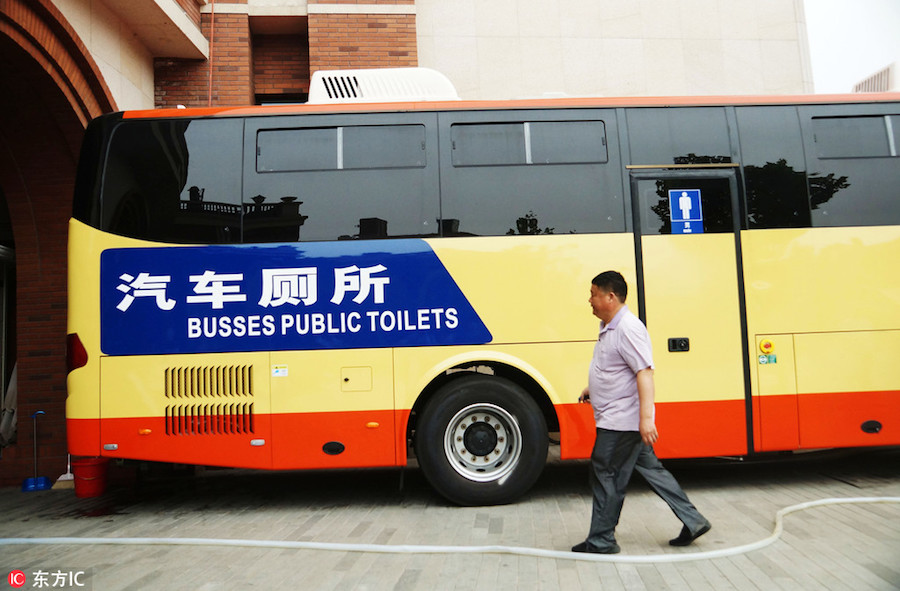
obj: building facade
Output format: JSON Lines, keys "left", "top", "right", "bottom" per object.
{"left": 0, "top": 0, "right": 811, "bottom": 484}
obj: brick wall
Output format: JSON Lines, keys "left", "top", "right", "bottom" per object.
{"left": 157, "top": 2, "right": 420, "bottom": 107}
{"left": 1, "top": 0, "right": 115, "bottom": 486}
{"left": 253, "top": 34, "right": 310, "bottom": 97}
{"left": 155, "top": 12, "right": 254, "bottom": 108}
{"left": 308, "top": 13, "right": 417, "bottom": 74}
{"left": 175, "top": 0, "right": 205, "bottom": 28}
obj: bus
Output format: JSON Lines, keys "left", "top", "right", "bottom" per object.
{"left": 67, "top": 72, "right": 900, "bottom": 505}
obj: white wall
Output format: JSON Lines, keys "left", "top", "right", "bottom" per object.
{"left": 416, "top": 0, "right": 814, "bottom": 99}
{"left": 55, "top": 0, "right": 156, "bottom": 110}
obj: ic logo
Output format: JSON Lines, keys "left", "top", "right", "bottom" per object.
{"left": 8, "top": 570, "right": 26, "bottom": 588}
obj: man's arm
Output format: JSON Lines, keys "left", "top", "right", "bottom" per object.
{"left": 636, "top": 368, "right": 658, "bottom": 445}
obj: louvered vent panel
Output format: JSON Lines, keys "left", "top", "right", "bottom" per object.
{"left": 164, "top": 366, "right": 255, "bottom": 436}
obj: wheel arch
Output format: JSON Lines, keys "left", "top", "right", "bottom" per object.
{"left": 405, "top": 351, "right": 560, "bottom": 447}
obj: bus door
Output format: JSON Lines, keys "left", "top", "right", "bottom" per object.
{"left": 630, "top": 169, "right": 749, "bottom": 457}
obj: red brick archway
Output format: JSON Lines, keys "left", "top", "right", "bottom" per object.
{"left": 0, "top": 0, "right": 115, "bottom": 485}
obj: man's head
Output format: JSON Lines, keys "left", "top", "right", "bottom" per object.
{"left": 589, "top": 271, "right": 627, "bottom": 322}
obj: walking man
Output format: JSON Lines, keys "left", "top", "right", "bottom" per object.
{"left": 571, "top": 271, "right": 710, "bottom": 554}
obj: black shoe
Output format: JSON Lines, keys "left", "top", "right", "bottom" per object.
{"left": 668, "top": 522, "right": 711, "bottom": 547}
{"left": 571, "top": 541, "right": 621, "bottom": 554}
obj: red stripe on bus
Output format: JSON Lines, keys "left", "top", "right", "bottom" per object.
{"left": 270, "top": 410, "right": 401, "bottom": 470}
{"left": 67, "top": 418, "right": 101, "bottom": 457}
{"left": 68, "top": 390, "right": 897, "bottom": 467}
{"left": 753, "top": 393, "right": 800, "bottom": 452}
{"left": 796, "top": 389, "right": 900, "bottom": 449}
{"left": 557, "top": 399, "right": 748, "bottom": 460}
{"left": 754, "top": 390, "right": 900, "bottom": 452}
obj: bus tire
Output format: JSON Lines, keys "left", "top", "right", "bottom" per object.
{"left": 415, "top": 375, "right": 548, "bottom": 506}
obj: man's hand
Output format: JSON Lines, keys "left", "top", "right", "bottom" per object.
{"left": 639, "top": 417, "right": 658, "bottom": 445}
{"left": 578, "top": 387, "right": 590, "bottom": 403}
{"left": 636, "top": 368, "right": 657, "bottom": 445}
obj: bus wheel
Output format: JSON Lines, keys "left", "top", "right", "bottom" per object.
{"left": 415, "top": 375, "right": 548, "bottom": 506}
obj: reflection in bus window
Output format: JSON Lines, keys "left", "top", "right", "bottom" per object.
{"left": 737, "top": 106, "right": 811, "bottom": 229}
{"left": 626, "top": 108, "right": 732, "bottom": 166}
{"left": 444, "top": 119, "right": 622, "bottom": 236}
{"left": 248, "top": 123, "right": 435, "bottom": 242}
{"left": 103, "top": 119, "right": 244, "bottom": 243}
{"left": 809, "top": 114, "right": 900, "bottom": 227}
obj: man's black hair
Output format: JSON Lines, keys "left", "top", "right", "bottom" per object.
{"left": 592, "top": 271, "right": 628, "bottom": 302}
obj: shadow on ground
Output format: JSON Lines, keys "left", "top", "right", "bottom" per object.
{"left": 55, "top": 446, "right": 900, "bottom": 520}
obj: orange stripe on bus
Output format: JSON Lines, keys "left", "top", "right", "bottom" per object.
{"left": 270, "top": 410, "right": 401, "bottom": 470}
{"left": 122, "top": 93, "right": 900, "bottom": 120}
{"left": 557, "top": 399, "right": 748, "bottom": 460}
{"left": 68, "top": 389, "right": 897, "bottom": 468}
{"left": 797, "top": 389, "right": 900, "bottom": 449}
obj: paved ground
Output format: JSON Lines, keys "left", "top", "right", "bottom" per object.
{"left": 1, "top": 446, "right": 899, "bottom": 590}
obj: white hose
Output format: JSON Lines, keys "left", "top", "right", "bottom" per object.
{"left": 2, "top": 496, "right": 898, "bottom": 563}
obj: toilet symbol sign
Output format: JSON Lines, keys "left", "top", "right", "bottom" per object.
{"left": 668, "top": 189, "right": 704, "bottom": 234}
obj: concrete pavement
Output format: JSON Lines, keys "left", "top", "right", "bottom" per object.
{"left": 1, "top": 447, "right": 899, "bottom": 590}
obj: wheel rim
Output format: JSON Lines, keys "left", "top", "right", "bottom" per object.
{"left": 443, "top": 403, "right": 523, "bottom": 483}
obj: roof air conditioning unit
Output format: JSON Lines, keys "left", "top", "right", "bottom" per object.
{"left": 308, "top": 67, "right": 460, "bottom": 103}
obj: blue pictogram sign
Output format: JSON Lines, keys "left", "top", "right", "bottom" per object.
{"left": 668, "top": 189, "right": 704, "bottom": 234}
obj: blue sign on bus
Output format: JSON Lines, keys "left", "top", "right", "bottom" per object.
{"left": 668, "top": 189, "right": 704, "bottom": 234}
{"left": 100, "top": 240, "right": 492, "bottom": 355}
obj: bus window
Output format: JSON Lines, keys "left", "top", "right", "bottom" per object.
{"left": 441, "top": 114, "right": 623, "bottom": 236}
{"left": 804, "top": 110, "right": 900, "bottom": 227}
{"left": 102, "top": 118, "right": 244, "bottom": 244}
{"left": 626, "top": 107, "right": 733, "bottom": 166}
{"left": 245, "top": 116, "right": 439, "bottom": 242}
{"left": 257, "top": 125, "right": 426, "bottom": 172}
{"left": 736, "top": 106, "right": 811, "bottom": 229}
{"left": 812, "top": 115, "right": 895, "bottom": 158}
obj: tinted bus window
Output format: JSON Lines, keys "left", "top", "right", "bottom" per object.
{"left": 530, "top": 121, "right": 608, "bottom": 164}
{"left": 450, "top": 121, "right": 607, "bottom": 166}
{"left": 804, "top": 110, "right": 900, "bottom": 227}
{"left": 258, "top": 125, "right": 426, "bottom": 172}
{"left": 626, "top": 108, "right": 732, "bottom": 165}
{"left": 451, "top": 123, "right": 525, "bottom": 166}
{"left": 736, "top": 106, "right": 811, "bottom": 229}
{"left": 812, "top": 116, "right": 896, "bottom": 158}
{"left": 102, "top": 119, "right": 244, "bottom": 243}
{"left": 258, "top": 127, "right": 337, "bottom": 171}
{"left": 442, "top": 116, "right": 622, "bottom": 236}
{"left": 245, "top": 117, "right": 439, "bottom": 242}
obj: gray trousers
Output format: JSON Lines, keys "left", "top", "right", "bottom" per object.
{"left": 634, "top": 444, "right": 708, "bottom": 534}
{"left": 586, "top": 428, "right": 643, "bottom": 548}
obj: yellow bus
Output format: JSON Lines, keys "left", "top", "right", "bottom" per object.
{"left": 67, "top": 83, "right": 900, "bottom": 505}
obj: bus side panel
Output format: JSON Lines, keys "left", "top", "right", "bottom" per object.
{"left": 269, "top": 348, "right": 397, "bottom": 469}
{"left": 98, "top": 352, "right": 273, "bottom": 468}
{"left": 742, "top": 226, "right": 900, "bottom": 451}
{"left": 795, "top": 330, "right": 900, "bottom": 448}
{"left": 67, "top": 220, "right": 104, "bottom": 455}
{"left": 753, "top": 335, "right": 800, "bottom": 451}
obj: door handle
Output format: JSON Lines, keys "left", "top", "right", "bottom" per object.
{"left": 667, "top": 338, "right": 690, "bottom": 352}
